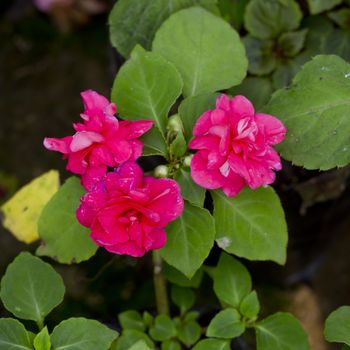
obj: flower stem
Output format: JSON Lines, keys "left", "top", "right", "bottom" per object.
{"left": 152, "top": 250, "right": 169, "bottom": 315}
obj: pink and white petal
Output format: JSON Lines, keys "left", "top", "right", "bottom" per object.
{"left": 144, "top": 178, "right": 184, "bottom": 225}
{"left": 222, "top": 171, "right": 246, "bottom": 197}
{"left": 70, "top": 131, "right": 104, "bottom": 152}
{"left": 81, "top": 165, "right": 107, "bottom": 191}
{"left": 190, "top": 152, "right": 226, "bottom": 190}
{"left": 105, "top": 241, "right": 145, "bottom": 257}
{"left": 89, "top": 145, "right": 114, "bottom": 167}
{"left": 129, "top": 139, "right": 143, "bottom": 160}
{"left": 81, "top": 90, "right": 110, "bottom": 111}
{"left": 193, "top": 111, "right": 213, "bottom": 136}
{"left": 43, "top": 136, "right": 72, "bottom": 154}
{"left": 121, "top": 120, "right": 154, "bottom": 139}
{"left": 116, "top": 162, "right": 144, "bottom": 188}
{"left": 255, "top": 113, "right": 287, "bottom": 145}
{"left": 102, "top": 115, "right": 119, "bottom": 136}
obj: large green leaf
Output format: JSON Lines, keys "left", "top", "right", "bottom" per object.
{"left": 0, "top": 318, "right": 32, "bottom": 350}
{"left": 212, "top": 187, "right": 287, "bottom": 265}
{"left": 1, "top": 170, "right": 59, "bottom": 244}
{"left": 244, "top": 0, "right": 302, "bottom": 40}
{"left": 328, "top": 9, "right": 350, "bottom": 30}
{"left": 111, "top": 46, "right": 183, "bottom": 137}
{"left": 218, "top": 0, "right": 249, "bottom": 30}
{"left": 153, "top": 7, "right": 247, "bottom": 97}
{"left": 206, "top": 308, "right": 245, "bottom": 339}
{"left": 255, "top": 313, "right": 310, "bottom": 350}
{"left": 213, "top": 253, "right": 252, "bottom": 308}
{"left": 160, "top": 201, "right": 215, "bottom": 278}
{"left": 174, "top": 169, "right": 206, "bottom": 207}
{"left": 109, "top": 0, "right": 218, "bottom": 58}
{"left": 0, "top": 253, "right": 65, "bottom": 324}
{"left": 164, "top": 263, "right": 203, "bottom": 288}
{"left": 307, "top": 0, "right": 342, "bottom": 15}
{"left": 51, "top": 318, "right": 118, "bottom": 350}
{"left": 37, "top": 177, "right": 98, "bottom": 264}
{"left": 178, "top": 93, "right": 218, "bottom": 141}
{"left": 140, "top": 127, "right": 167, "bottom": 156}
{"left": 324, "top": 306, "right": 350, "bottom": 346}
{"left": 264, "top": 55, "right": 350, "bottom": 170}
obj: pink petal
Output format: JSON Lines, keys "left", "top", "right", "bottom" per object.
{"left": 255, "top": 113, "right": 286, "bottom": 145}
{"left": 216, "top": 94, "right": 231, "bottom": 112}
{"left": 70, "top": 131, "right": 104, "bottom": 152}
{"left": 129, "top": 140, "right": 143, "bottom": 160}
{"left": 144, "top": 178, "right": 184, "bottom": 225}
{"left": 116, "top": 162, "right": 144, "bottom": 188}
{"left": 121, "top": 120, "right": 154, "bottom": 139}
{"left": 230, "top": 95, "right": 255, "bottom": 122}
{"left": 107, "top": 139, "right": 132, "bottom": 164}
{"left": 43, "top": 136, "right": 72, "bottom": 154}
{"left": 81, "top": 165, "right": 107, "bottom": 190}
{"left": 189, "top": 135, "right": 219, "bottom": 151}
{"left": 210, "top": 109, "right": 228, "bottom": 125}
{"left": 221, "top": 171, "right": 246, "bottom": 197}
{"left": 89, "top": 145, "right": 114, "bottom": 167}
{"left": 105, "top": 241, "right": 145, "bottom": 257}
{"left": 144, "top": 227, "right": 166, "bottom": 251}
{"left": 190, "top": 151, "right": 225, "bottom": 189}
{"left": 81, "top": 90, "right": 110, "bottom": 112}
{"left": 193, "top": 111, "right": 212, "bottom": 136}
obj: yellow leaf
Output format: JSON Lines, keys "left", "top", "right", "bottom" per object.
{"left": 1, "top": 170, "right": 60, "bottom": 244}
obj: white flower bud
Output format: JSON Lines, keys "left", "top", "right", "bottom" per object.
{"left": 154, "top": 165, "right": 169, "bottom": 178}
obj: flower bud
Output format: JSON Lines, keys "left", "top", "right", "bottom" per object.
{"left": 183, "top": 154, "right": 193, "bottom": 167}
{"left": 167, "top": 114, "right": 183, "bottom": 133}
{"left": 154, "top": 165, "right": 169, "bottom": 178}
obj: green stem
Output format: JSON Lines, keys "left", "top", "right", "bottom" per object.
{"left": 152, "top": 250, "right": 170, "bottom": 315}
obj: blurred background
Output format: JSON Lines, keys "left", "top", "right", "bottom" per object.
{"left": 1, "top": 1, "right": 350, "bottom": 349}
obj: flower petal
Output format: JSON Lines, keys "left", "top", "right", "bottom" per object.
{"left": 255, "top": 113, "right": 286, "bottom": 145}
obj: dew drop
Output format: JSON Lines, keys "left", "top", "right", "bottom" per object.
{"left": 333, "top": 130, "right": 337, "bottom": 135}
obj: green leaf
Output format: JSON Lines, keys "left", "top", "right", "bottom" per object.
{"left": 178, "top": 93, "right": 218, "bottom": 141}
{"left": 218, "top": 0, "right": 249, "bottom": 30}
{"left": 229, "top": 77, "right": 273, "bottom": 110}
{"left": 307, "top": 0, "right": 342, "bottom": 15}
{"left": 323, "top": 30, "right": 350, "bottom": 62}
{"left": 239, "top": 291, "right": 260, "bottom": 320}
{"left": 278, "top": 30, "right": 308, "bottom": 57}
{"left": 0, "top": 252, "right": 65, "bottom": 323}
{"left": 109, "top": 0, "right": 219, "bottom": 58}
{"left": 328, "top": 9, "right": 350, "bottom": 29}
{"left": 161, "top": 339, "right": 181, "bottom": 350}
{"left": 128, "top": 341, "right": 152, "bottom": 350}
{"left": 112, "top": 46, "right": 183, "bottom": 137}
{"left": 324, "top": 306, "right": 350, "bottom": 346}
{"left": 143, "top": 312, "right": 154, "bottom": 329}
{"left": 115, "top": 330, "right": 154, "bottom": 350}
{"left": 177, "top": 320, "right": 201, "bottom": 346}
{"left": 51, "top": 318, "right": 118, "bottom": 350}
{"left": 207, "top": 308, "right": 245, "bottom": 339}
{"left": 213, "top": 253, "right": 252, "bottom": 308}
{"left": 34, "top": 327, "right": 51, "bottom": 350}
{"left": 37, "top": 177, "right": 98, "bottom": 264}
{"left": 212, "top": 187, "right": 287, "bottom": 264}
{"left": 174, "top": 169, "right": 206, "bottom": 207}
{"left": 255, "top": 313, "right": 310, "bottom": 350}
{"left": 149, "top": 315, "right": 177, "bottom": 342}
{"left": 171, "top": 286, "right": 195, "bottom": 313}
{"left": 243, "top": 36, "right": 276, "bottom": 75}
{"left": 0, "top": 318, "right": 32, "bottom": 350}
{"left": 265, "top": 55, "right": 350, "bottom": 170}
{"left": 118, "top": 311, "right": 145, "bottom": 332}
{"left": 140, "top": 127, "right": 167, "bottom": 156}
{"left": 192, "top": 339, "right": 230, "bottom": 350}
{"left": 244, "top": 0, "right": 302, "bottom": 40}
{"left": 170, "top": 132, "right": 187, "bottom": 158}
{"left": 161, "top": 201, "right": 215, "bottom": 278}
{"left": 1, "top": 170, "right": 59, "bottom": 244}
{"left": 343, "top": 345, "right": 350, "bottom": 350}
{"left": 153, "top": 7, "right": 247, "bottom": 97}
{"left": 184, "top": 311, "right": 200, "bottom": 323}
{"left": 164, "top": 263, "right": 203, "bottom": 288}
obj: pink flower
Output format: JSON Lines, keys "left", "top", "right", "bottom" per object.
{"left": 44, "top": 90, "right": 153, "bottom": 190}
{"left": 189, "top": 94, "right": 286, "bottom": 197}
{"left": 76, "top": 162, "right": 184, "bottom": 257}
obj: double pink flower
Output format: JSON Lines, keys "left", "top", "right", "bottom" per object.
{"left": 44, "top": 90, "right": 153, "bottom": 190}
{"left": 189, "top": 94, "right": 286, "bottom": 196}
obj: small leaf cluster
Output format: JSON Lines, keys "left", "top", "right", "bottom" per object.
{"left": 0, "top": 253, "right": 118, "bottom": 350}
